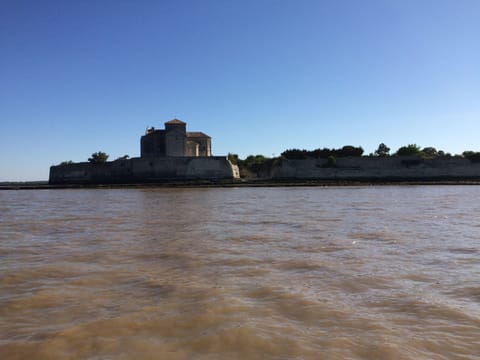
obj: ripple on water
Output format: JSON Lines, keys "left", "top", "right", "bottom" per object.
{"left": 1, "top": 187, "right": 480, "bottom": 359}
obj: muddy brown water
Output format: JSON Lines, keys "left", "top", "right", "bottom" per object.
{"left": 1, "top": 186, "right": 480, "bottom": 359}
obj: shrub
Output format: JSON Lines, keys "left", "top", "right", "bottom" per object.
{"left": 396, "top": 144, "right": 421, "bottom": 156}
{"left": 374, "top": 143, "right": 390, "bottom": 157}
{"left": 323, "top": 155, "right": 337, "bottom": 168}
{"left": 420, "top": 147, "right": 438, "bottom": 159}
{"left": 227, "top": 153, "right": 239, "bottom": 165}
{"left": 337, "top": 145, "right": 364, "bottom": 157}
{"left": 311, "top": 148, "right": 333, "bottom": 159}
{"left": 237, "top": 154, "right": 277, "bottom": 177}
{"left": 88, "top": 151, "right": 109, "bottom": 164}
{"left": 463, "top": 151, "right": 480, "bottom": 163}
{"left": 281, "top": 149, "right": 308, "bottom": 160}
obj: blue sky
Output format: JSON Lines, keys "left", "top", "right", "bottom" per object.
{"left": 1, "top": 0, "right": 479, "bottom": 181}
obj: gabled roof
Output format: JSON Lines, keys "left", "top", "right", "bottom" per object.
{"left": 187, "top": 131, "right": 211, "bottom": 139}
{"left": 165, "top": 118, "right": 186, "bottom": 125}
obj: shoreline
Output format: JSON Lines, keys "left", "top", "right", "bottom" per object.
{"left": 2, "top": 178, "right": 480, "bottom": 190}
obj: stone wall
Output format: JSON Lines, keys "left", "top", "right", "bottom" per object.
{"left": 270, "top": 156, "right": 480, "bottom": 180}
{"left": 165, "top": 129, "right": 186, "bottom": 157}
{"left": 49, "top": 157, "right": 239, "bottom": 184}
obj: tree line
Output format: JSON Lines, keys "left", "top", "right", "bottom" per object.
{"left": 227, "top": 143, "right": 480, "bottom": 176}
{"left": 59, "top": 152, "right": 128, "bottom": 165}
{"left": 277, "top": 143, "right": 480, "bottom": 160}
{"left": 58, "top": 145, "right": 480, "bottom": 168}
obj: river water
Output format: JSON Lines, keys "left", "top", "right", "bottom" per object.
{"left": 1, "top": 186, "right": 480, "bottom": 359}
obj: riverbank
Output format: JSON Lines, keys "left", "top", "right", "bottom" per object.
{"left": 2, "top": 178, "right": 480, "bottom": 190}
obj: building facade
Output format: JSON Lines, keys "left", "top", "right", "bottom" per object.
{"left": 140, "top": 119, "right": 212, "bottom": 158}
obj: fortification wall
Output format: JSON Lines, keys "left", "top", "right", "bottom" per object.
{"left": 271, "top": 156, "right": 480, "bottom": 180}
{"left": 49, "top": 157, "right": 238, "bottom": 184}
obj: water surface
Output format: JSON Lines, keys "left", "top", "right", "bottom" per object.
{"left": 1, "top": 186, "right": 480, "bottom": 359}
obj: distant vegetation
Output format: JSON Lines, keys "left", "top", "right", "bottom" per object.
{"left": 374, "top": 143, "right": 390, "bottom": 157}
{"left": 463, "top": 151, "right": 480, "bottom": 163}
{"left": 59, "top": 152, "right": 130, "bottom": 165}
{"left": 229, "top": 153, "right": 280, "bottom": 177}
{"left": 230, "top": 143, "right": 478, "bottom": 177}
{"left": 281, "top": 145, "right": 364, "bottom": 160}
{"left": 88, "top": 151, "right": 109, "bottom": 164}
{"left": 57, "top": 145, "right": 480, "bottom": 175}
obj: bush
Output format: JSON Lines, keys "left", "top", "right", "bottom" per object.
{"left": 396, "top": 144, "right": 421, "bottom": 156}
{"left": 311, "top": 148, "right": 333, "bottom": 159}
{"left": 241, "top": 155, "right": 267, "bottom": 169}
{"left": 337, "top": 145, "right": 364, "bottom": 157}
{"left": 323, "top": 155, "right": 337, "bottom": 168}
{"left": 420, "top": 147, "right": 438, "bottom": 159}
{"left": 281, "top": 146, "right": 364, "bottom": 159}
{"left": 237, "top": 154, "right": 277, "bottom": 177}
{"left": 463, "top": 151, "right": 480, "bottom": 163}
{"left": 374, "top": 143, "right": 390, "bottom": 157}
{"left": 227, "top": 153, "right": 239, "bottom": 165}
{"left": 281, "top": 149, "right": 308, "bottom": 160}
{"left": 88, "top": 151, "right": 109, "bottom": 164}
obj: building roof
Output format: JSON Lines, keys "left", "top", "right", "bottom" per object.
{"left": 187, "top": 131, "right": 211, "bottom": 139}
{"left": 165, "top": 118, "right": 186, "bottom": 125}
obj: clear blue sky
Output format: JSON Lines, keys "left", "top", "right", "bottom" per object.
{"left": 1, "top": 0, "right": 479, "bottom": 181}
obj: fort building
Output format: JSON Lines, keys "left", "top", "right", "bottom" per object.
{"left": 141, "top": 119, "right": 212, "bottom": 157}
{"left": 49, "top": 118, "right": 239, "bottom": 184}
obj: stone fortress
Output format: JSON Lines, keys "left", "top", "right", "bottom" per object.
{"left": 141, "top": 119, "right": 212, "bottom": 158}
{"left": 49, "top": 118, "right": 480, "bottom": 185}
{"left": 49, "top": 119, "right": 239, "bottom": 184}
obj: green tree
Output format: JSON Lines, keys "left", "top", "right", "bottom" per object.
{"left": 323, "top": 155, "right": 337, "bottom": 168}
{"left": 463, "top": 151, "right": 480, "bottom": 163}
{"left": 237, "top": 154, "right": 275, "bottom": 178}
{"left": 227, "top": 153, "right": 239, "bottom": 165}
{"left": 338, "top": 145, "right": 364, "bottom": 157}
{"left": 281, "top": 149, "right": 308, "bottom": 159}
{"left": 242, "top": 155, "right": 267, "bottom": 168}
{"left": 374, "top": 143, "right": 390, "bottom": 157}
{"left": 396, "top": 144, "right": 421, "bottom": 156}
{"left": 311, "top": 148, "right": 332, "bottom": 159}
{"left": 88, "top": 151, "right": 109, "bottom": 164}
{"left": 421, "top": 147, "right": 438, "bottom": 158}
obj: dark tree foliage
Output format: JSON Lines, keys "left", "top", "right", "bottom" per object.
{"left": 227, "top": 153, "right": 239, "bottom": 165}
{"left": 88, "top": 151, "right": 109, "bottom": 164}
{"left": 374, "top": 143, "right": 390, "bottom": 157}
{"left": 281, "top": 146, "right": 363, "bottom": 159}
{"left": 395, "top": 144, "right": 421, "bottom": 156}
{"left": 241, "top": 155, "right": 267, "bottom": 170}
{"left": 421, "top": 147, "right": 438, "bottom": 159}
{"left": 281, "top": 149, "right": 309, "bottom": 159}
{"left": 60, "top": 160, "right": 73, "bottom": 165}
{"left": 463, "top": 151, "right": 480, "bottom": 163}
{"left": 323, "top": 155, "right": 337, "bottom": 168}
{"left": 237, "top": 154, "right": 278, "bottom": 177}
{"left": 311, "top": 148, "right": 332, "bottom": 158}
{"left": 337, "top": 145, "right": 364, "bottom": 157}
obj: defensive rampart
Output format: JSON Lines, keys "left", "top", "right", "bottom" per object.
{"left": 49, "top": 157, "right": 239, "bottom": 184}
{"left": 271, "top": 156, "right": 480, "bottom": 181}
